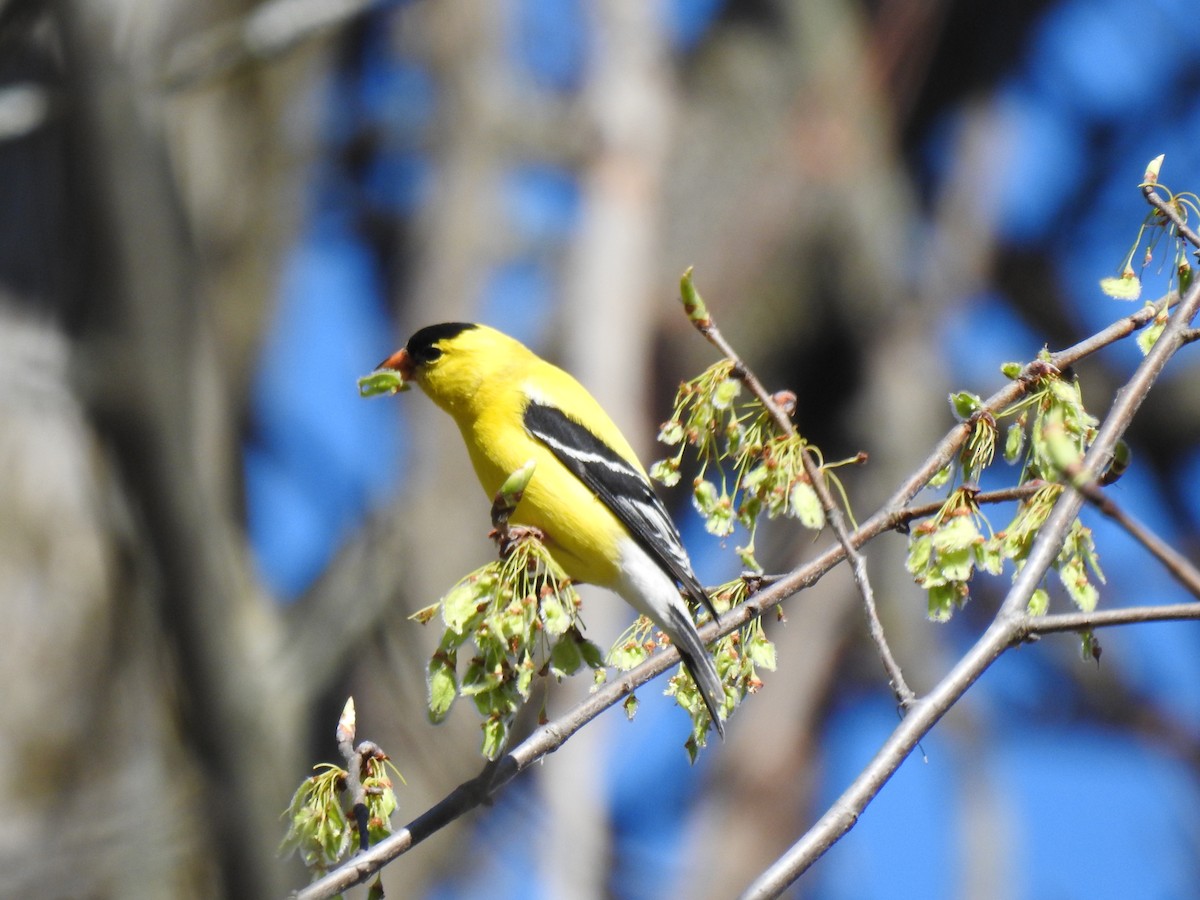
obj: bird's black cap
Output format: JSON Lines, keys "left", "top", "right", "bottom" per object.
{"left": 406, "top": 322, "right": 477, "bottom": 365}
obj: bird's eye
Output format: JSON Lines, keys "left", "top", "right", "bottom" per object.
{"left": 409, "top": 343, "right": 442, "bottom": 365}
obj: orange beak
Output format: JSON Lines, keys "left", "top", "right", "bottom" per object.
{"left": 358, "top": 347, "right": 415, "bottom": 397}
{"left": 378, "top": 347, "right": 416, "bottom": 386}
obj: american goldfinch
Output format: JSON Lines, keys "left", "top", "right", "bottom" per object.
{"left": 379, "top": 322, "right": 726, "bottom": 736}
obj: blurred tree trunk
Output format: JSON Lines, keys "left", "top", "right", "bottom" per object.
{"left": 0, "top": 307, "right": 222, "bottom": 898}
{"left": 0, "top": 2, "right": 318, "bottom": 895}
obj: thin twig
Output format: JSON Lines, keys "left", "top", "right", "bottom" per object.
{"left": 681, "top": 270, "right": 914, "bottom": 708}
{"left": 1142, "top": 184, "right": 1200, "bottom": 252}
{"left": 1025, "top": 602, "right": 1200, "bottom": 635}
{"left": 334, "top": 701, "right": 370, "bottom": 853}
{"left": 1068, "top": 475, "right": 1200, "bottom": 599}
{"left": 895, "top": 483, "right": 1044, "bottom": 526}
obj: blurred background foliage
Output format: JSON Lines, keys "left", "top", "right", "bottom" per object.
{"left": 0, "top": 0, "right": 1198, "bottom": 897}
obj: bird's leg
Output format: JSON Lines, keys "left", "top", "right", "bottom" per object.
{"left": 489, "top": 523, "right": 548, "bottom": 558}
{"left": 488, "top": 460, "right": 542, "bottom": 556}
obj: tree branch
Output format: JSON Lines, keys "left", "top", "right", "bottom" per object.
{"left": 740, "top": 267, "right": 1200, "bottom": 899}
{"left": 291, "top": 274, "right": 1185, "bottom": 899}
{"left": 1025, "top": 603, "right": 1200, "bottom": 635}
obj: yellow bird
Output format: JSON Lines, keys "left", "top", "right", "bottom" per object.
{"left": 379, "top": 323, "right": 726, "bottom": 735}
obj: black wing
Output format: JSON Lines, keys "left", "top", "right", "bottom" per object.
{"left": 524, "top": 400, "right": 716, "bottom": 618}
